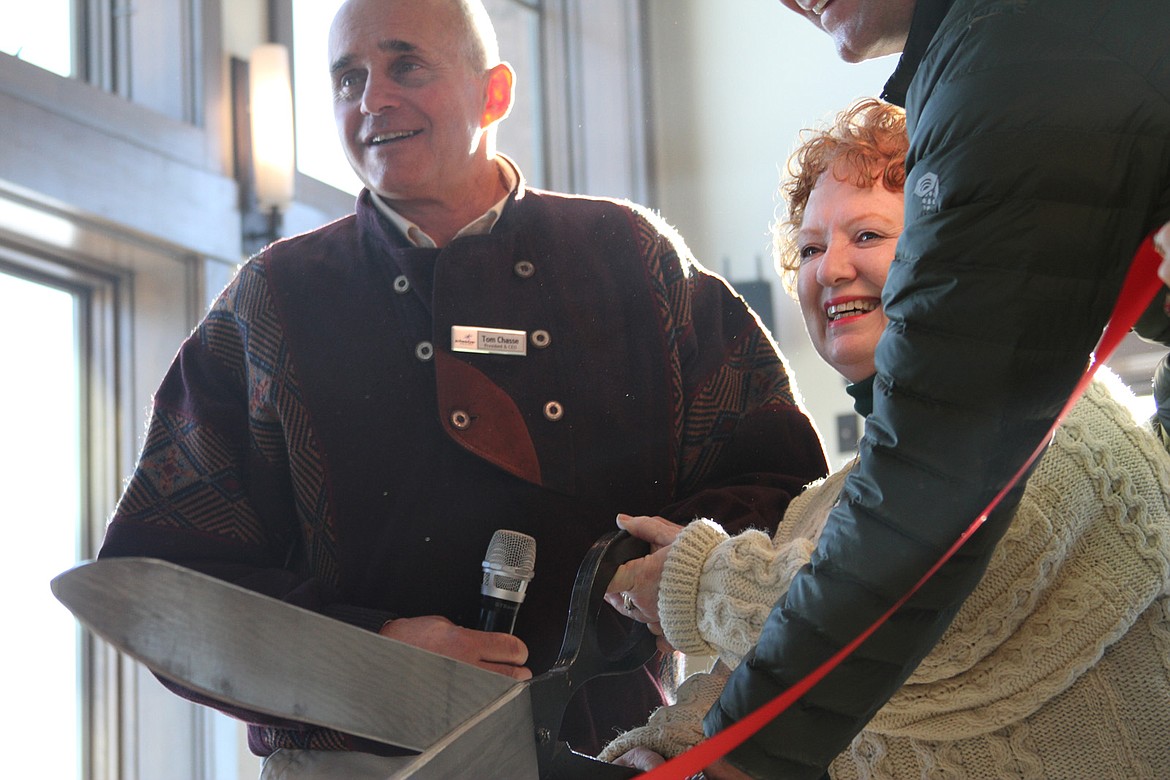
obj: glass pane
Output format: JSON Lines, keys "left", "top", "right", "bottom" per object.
{"left": 1106, "top": 331, "right": 1160, "bottom": 420}
{"left": 0, "top": 0, "right": 75, "bottom": 78}
{"left": 485, "top": 0, "right": 546, "bottom": 187}
{"left": 292, "top": 0, "right": 545, "bottom": 192}
{"left": 293, "top": 0, "right": 361, "bottom": 194}
{"left": 0, "top": 271, "right": 82, "bottom": 779}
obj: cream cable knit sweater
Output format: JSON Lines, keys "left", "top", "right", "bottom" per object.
{"left": 600, "top": 375, "right": 1170, "bottom": 779}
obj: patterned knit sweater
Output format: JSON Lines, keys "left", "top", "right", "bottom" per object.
{"left": 600, "top": 373, "right": 1170, "bottom": 779}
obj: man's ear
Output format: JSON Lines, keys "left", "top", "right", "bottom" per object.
{"left": 481, "top": 62, "right": 515, "bottom": 127}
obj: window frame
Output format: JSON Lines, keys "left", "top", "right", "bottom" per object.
{"left": 0, "top": 0, "right": 235, "bottom": 262}
{"left": 0, "top": 180, "right": 220, "bottom": 780}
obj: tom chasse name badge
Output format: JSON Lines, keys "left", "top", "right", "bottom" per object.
{"left": 451, "top": 325, "right": 528, "bottom": 356}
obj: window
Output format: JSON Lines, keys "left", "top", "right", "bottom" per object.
{"left": 0, "top": 270, "right": 84, "bottom": 780}
{"left": 0, "top": 0, "right": 75, "bottom": 77}
{"left": 0, "top": 186, "right": 234, "bottom": 779}
{"left": 485, "top": 0, "right": 547, "bottom": 185}
{"left": 291, "top": 0, "right": 356, "bottom": 193}
{"left": 0, "top": 0, "right": 204, "bottom": 124}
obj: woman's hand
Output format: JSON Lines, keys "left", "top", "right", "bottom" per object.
{"left": 605, "top": 514, "right": 684, "bottom": 643}
{"left": 610, "top": 749, "right": 754, "bottom": 780}
{"left": 610, "top": 746, "right": 666, "bottom": 770}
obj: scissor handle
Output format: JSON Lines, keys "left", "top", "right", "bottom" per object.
{"left": 529, "top": 530, "right": 658, "bottom": 777}
{"left": 557, "top": 530, "right": 657, "bottom": 679}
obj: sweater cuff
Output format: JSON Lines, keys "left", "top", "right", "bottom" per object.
{"left": 659, "top": 518, "right": 729, "bottom": 656}
{"left": 598, "top": 666, "right": 727, "bottom": 763}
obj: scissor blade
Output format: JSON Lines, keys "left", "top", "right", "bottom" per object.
{"left": 51, "top": 558, "right": 518, "bottom": 752}
{"left": 385, "top": 683, "right": 539, "bottom": 778}
{"left": 380, "top": 681, "right": 636, "bottom": 780}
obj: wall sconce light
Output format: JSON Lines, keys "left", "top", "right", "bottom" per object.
{"left": 231, "top": 43, "right": 295, "bottom": 256}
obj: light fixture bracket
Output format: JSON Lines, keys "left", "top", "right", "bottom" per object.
{"left": 231, "top": 49, "right": 294, "bottom": 257}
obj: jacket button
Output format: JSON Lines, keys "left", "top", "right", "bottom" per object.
{"left": 531, "top": 329, "right": 551, "bottom": 349}
{"left": 451, "top": 410, "right": 472, "bottom": 430}
{"left": 415, "top": 341, "right": 434, "bottom": 361}
{"left": 393, "top": 275, "right": 410, "bottom": 294}
{"left": 543, "top": 401, "right": 564, "bottom": 422}
{"left": 514, "top": 260, "right": 536, "bottom": 279}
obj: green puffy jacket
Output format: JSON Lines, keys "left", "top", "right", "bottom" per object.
{"left": 707, "top": 0, "right": 1170, "bottom": 776}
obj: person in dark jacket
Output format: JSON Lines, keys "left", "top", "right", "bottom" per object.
{"left": 612, "top": 1, "right": 1169, "bottom": 778}
{"left": 96, "top": 0, "right": 828, "bottom": 776}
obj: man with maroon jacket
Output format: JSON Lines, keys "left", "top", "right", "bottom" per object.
{"left": 97, "top": 0, "right": 827, "bottom": 776}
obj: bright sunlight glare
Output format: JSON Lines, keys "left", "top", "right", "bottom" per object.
{"left": 293, "top": 0, "right": 362, "bottom": 195}
{"left": 0, "top": 271, "right": 82, "bottom": 780}
{"left": 0, "top": 0, "right": 74, "bottom": 77}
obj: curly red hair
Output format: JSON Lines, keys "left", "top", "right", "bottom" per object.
{"left": 774, "top": 98, "right": 908, "bottom": 291}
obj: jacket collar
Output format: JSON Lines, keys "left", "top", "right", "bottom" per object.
{"left": 846, "top": 374, "right": 876, "bottom": 417}
{"left": 362, "top": 154, "right": 527, "bottom": 248}
{"left": 881, "top": 0, "right": 957, "bottom": 107}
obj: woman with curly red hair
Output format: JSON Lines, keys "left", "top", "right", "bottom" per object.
{"left": 601, "top": 99, "right": 1170, "bottom": 779}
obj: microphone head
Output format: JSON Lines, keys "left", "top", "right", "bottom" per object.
{"left": 481, "top": 529, "right": 536, "bottom": 605}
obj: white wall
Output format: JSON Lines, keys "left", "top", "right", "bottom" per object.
{"left": 643, "top": 0, "right": 898, "bottom": 468}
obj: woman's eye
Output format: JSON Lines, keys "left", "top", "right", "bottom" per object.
{"left": 799, "top": 245, "right": 822, "bottom": 263}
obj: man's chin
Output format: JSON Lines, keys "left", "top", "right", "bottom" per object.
{"left": 366, "top": 173, "right": 424, "bottom": 203}
{"left": 836, "top": 45, "right": 877, "bottom": 64}
{"left": 833, "top": 33, "right": 907, "bottom": 63}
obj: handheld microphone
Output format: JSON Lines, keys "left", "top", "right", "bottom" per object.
{"left": 477, "top": 529, "right": 536, "bottom": 634}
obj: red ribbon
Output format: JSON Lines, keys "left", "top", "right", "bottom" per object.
{"left": 639, "top": 234, "right": 1164, "bottom": 779}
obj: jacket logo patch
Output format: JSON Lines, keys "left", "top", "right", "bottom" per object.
{"left": 914, "top": 172, "right": 941, "bottom": 216}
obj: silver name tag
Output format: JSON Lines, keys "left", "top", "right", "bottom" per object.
{"left": 451, "top": 325, "right": 528, "bottom": 356}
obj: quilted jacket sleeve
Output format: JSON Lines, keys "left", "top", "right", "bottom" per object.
{"left": 706, "top": 2, "right": 1170, "bottom": 776}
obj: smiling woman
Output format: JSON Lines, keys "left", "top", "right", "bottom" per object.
{"left": 599, "top": 97, "right": 1170, "bottom": 780}
{"left": 794, "top": 175, "right": 901, "bottom": 383}
{"left": 775, "top": 98, "right": 907, "bottom": 383}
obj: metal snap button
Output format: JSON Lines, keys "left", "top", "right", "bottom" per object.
{"left": 531, "top": 330, "right": 551, "bottom": 349}
{"left": 415, "top": 341, "right": 434, "bottom": 361}
{"left": 393, "top": 275, "right": 410, "bottom": 294}
{"left": 513, "top": 260, "right": 535, "bottom": 279}
{"left": 543, "top": 401, "right": 564, "bottom": 422}
{"left": 451, "top": 410, "right": 472, "bottom": 430}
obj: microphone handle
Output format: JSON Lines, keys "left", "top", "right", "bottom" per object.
{"left": 477, "top": 595, "right": 521, "bottom": 634}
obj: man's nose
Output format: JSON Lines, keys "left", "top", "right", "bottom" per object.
{"left": 360, "top": 74, "right": 400, "bottom": 116}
